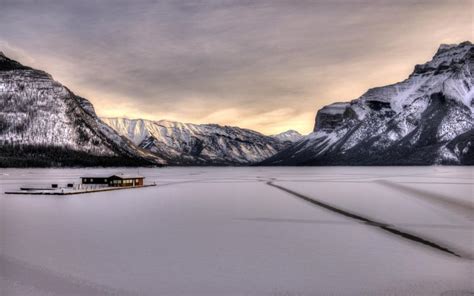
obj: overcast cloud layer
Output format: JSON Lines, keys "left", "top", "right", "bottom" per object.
{"left": 0, "top": 0, "right": 472, "bottom": 134}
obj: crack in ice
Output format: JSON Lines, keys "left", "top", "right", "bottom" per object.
{"left": 266, "top": 181, "right": 466, "bottom": 258}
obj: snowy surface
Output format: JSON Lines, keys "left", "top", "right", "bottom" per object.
{"left": 0, "top": 167, "right": 473, "bottom": 296}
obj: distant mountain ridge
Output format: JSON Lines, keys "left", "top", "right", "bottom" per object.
{"left": 0, "top": 50, "right": 299, "bottom": 167}
{"left": 0, "top": 52, "right": 162, "bottom": 167}
{"left": 1, "top": 42, "right": 472, "bottom": 167}
{"left": 102, "top": 117, "right": 294, "bottom": 165}
{"left": 262, "top": 41, "right": 474, "bottom": 165}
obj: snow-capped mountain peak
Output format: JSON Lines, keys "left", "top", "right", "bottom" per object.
{"left": 0, "top": 53, "right": 161, "bottom": 166}
{"left": 102, "top": 117, "right": 291, "bottom": 165}
{"left": 426, "top": 41, "right": 472, "bottom": 69}
{"left": 262, "top": 41, "right": 474, "bottom": 166}
{"left": 271, "top": 130, "right": 303, "bottom": 142}
{"left": 351, "top": 41, "right": 474, "bottom": 117}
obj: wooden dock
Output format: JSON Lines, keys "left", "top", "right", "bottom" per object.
{"left": 5, "top": 184, "right": 157, "bottom": 196}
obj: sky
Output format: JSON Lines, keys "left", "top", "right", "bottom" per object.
{"left": 0, "top": 0, "right": 472, "bottom": 134}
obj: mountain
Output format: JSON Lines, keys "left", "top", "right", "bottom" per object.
{"left": 271, "top": 130, "right": 303, "bottom": 143}
{"left": 102, "top": 117, "right": 289, "bottom": 165}
{"left": 0, "top": 52, "right": 162, "bottom": 167}
{"left": 262, "top": 41, "right": 474, "bottom": 165}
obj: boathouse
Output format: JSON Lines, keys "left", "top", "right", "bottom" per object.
{"left": 81, "top": 175, "right": 144, "bottom": 187}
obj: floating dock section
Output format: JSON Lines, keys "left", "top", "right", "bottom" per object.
{"left": 5, "top": 184, "right": 157, "bottom": 195}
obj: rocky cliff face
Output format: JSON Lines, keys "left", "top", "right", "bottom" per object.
{"left": 0, "top": 52, "right": 161, "bottom": 167}
{"left": 102, "top": 117, "right": 290, "bottom": 165}
{"left": 262, "top": 41, "right": 474, "bottom": 165}
{"left": 313, "top": 102, "right": 356, "bottom": 131}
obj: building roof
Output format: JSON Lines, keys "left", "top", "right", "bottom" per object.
{"left": 110, "top": 174, "right": 144, "bottom": 179}
{"left": 80, "top": 174, "right": 144, "bottom": 179}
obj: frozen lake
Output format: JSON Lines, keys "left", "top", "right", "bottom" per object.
{"left": 1, "top": 167, "right": 473, "bottom": 296}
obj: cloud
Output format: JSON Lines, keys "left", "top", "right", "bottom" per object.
{"left": 0, "top": 0, "right": 472, "bottom": 134}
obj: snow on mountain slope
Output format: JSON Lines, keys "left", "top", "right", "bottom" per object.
{"left": 102, "top": 117, "right": 289, "bottom": 165}
{"left": 262, "top": 41, "right": 474, "bottom": 165}
{"left": 0, "top": 52, "right": 161, "bottom": 167}
{"left": 271, "top": 130, "right": 303, "bottom": 143}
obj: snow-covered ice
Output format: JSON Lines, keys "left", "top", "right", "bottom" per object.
{"left": 0, "top": 167, "right": 473, "bottom": 296}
